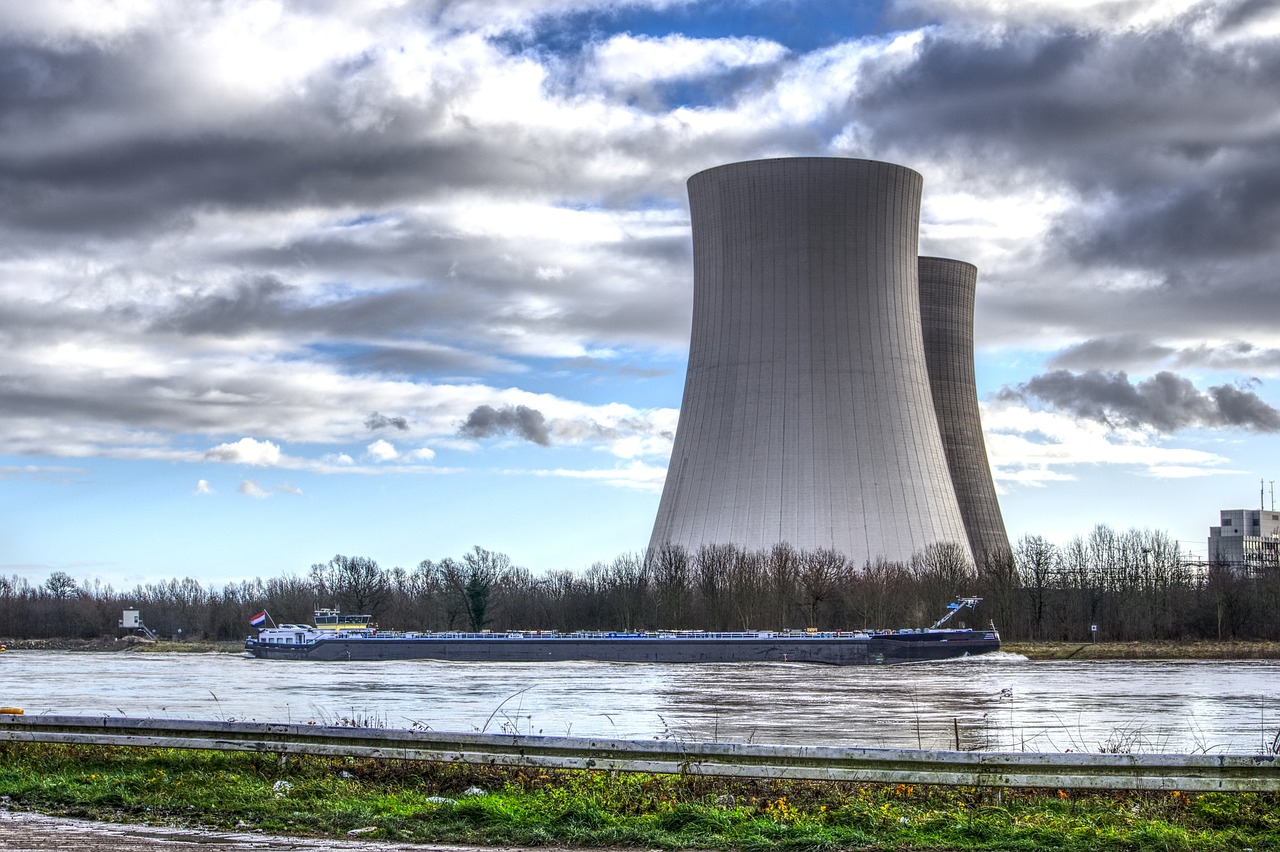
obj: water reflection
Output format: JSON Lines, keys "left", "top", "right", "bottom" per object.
{"left": 1, "top": 651, "right": 1277, "bottom": 754}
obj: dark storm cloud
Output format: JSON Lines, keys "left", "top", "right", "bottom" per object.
{"left": 0, "top": 31, "right": 694, "bottom": 245}
{"left": 142, "top": 224, "right": 692, "bottom": 353}
{"left": 1048, "top": 338, "right": 1280, "bottom": 375}
{"left": 458, "top": 405, "right": 551, "bottom": 446}
{"left": 852, "top": 1, "right": 1280, "bottom": 355}
{"left": 1060, "top": 160, "right": 1280, "bottom": 267}
{"left": 1171, "top": 342, "right": 1280, "bottom": 373}
{"left": 1218, "top": 0, "right": 1280, "bottom": 32}
{"left": 364, "top": 412, "right": 409, "bottom": 431}
{"left": 1047, "top": 337, "right": 1176, "bottom": 372}
{"left": 866, "top": 5, "right": 1280, "bottom": 183}
{"left": 1210, "top": 382, "right": 1280, "bottom": 430}
{"left": 0, "top": 132, "right": 521, "bottom": 239}
{"left": 0, "top": 41, "right": 129, "bottom": 121}
{"left": 1003, "top": 370, "right": 1280, "bottom": 433}
{"left": 344, "top": 344, "right": 524, "bottom": 376}
{"left": 159, "top": 277, "right": 293, "bottom": 336}
{"left": 0, "top": 372, "right": 255, "bottom": 433}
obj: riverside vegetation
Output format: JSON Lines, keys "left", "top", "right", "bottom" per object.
{"left": 3, "top": 525, "right": 1279, "bottom": 645}
{"left": 0, "top": 742, "right": 1276, "bottom": 852}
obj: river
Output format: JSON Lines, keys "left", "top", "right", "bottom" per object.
{"left": 2, "top": 650, "right": 1277, "bottom": 754}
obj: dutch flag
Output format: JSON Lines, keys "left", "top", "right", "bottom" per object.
{"left": 249, "top": 610, "right": 269, "bottom": 627}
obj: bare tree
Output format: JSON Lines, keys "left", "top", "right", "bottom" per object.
{"left": 310, "top": 555, "right": 390, "bottom": 618}
{"left": 977, "top": 545, "right": 1019, "bottom": 635}
{"left": 797, "top": 548, "right": 844, "bottom": 627}
{"left": 912, "top": 542, "right": 975, "bottom": 623}
{"left": 726, "top": 548, "right": 768, "bottom": 629}
{"left": 44, "top": 571, "right": 79, "bottom": 600}
{"left": 767, "top": 543, "right": 800, "bottom": 628}
{"left": 693, "top": 544, "right": 736, "bottom": 630}
{"left": 648, "top": 544, "right": 691, "bottom": 628}
{"left": 1015, "top": 535, "right": 1058, "bottom": 640}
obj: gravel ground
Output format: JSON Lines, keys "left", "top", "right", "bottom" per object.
{"left": 0, "top": 810, "right": 537, "bottom": 852}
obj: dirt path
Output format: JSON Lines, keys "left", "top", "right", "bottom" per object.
{"left": 0, "top": 810, "right": 533, "bottom": 852}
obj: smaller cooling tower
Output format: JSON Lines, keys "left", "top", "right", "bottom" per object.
{"left": 918, "top": 256, "right": 1010, "bottom": 563}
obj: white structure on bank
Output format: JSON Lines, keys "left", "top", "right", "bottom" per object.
{"left": 1208, "top": 507, "right": 1280, "bottom": 572}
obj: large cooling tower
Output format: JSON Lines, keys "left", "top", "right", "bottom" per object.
{"left": 918, "top": 257, "right": 1010, "bottom": 563}
{"left": 649, "top": 158, "right": 973, "bottom": 565}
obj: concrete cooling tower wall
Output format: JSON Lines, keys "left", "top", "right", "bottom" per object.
{"left": 648, "top": 157, "right": 974, "bottom": 566}
{"left": 918, "top": 256, "right": 1011, "bottom": 564}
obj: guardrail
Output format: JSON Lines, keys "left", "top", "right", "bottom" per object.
{"left": 0, "top": 714, "right": 1276, "bottom": 792}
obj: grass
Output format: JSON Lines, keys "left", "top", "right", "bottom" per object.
{"left": 1, "top": 743, "right": 1276, "bottom": 850}
{"left": 1002, "top": 640, "right": 1280, "bottom": 661}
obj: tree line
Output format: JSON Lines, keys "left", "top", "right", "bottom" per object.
{"left": 2, "top": 526, "right": 1277, "bottom": 642}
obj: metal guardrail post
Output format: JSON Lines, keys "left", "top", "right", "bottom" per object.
{"left": 0, "top": 715, "right": 1275, "bottom": 792}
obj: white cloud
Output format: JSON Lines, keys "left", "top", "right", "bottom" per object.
{"left": 204, "top": 438, "right": 282, "bottom": 466}
{"left": 322, "top": 452, "right": 356, "bottom": 466}
{"left": 1140, "top": 465, "right": 1246, "bottom": 479}
{"left": 983, "top": 402, "right": 1232, "bottom": 489}
{"left": 194, "top": 479, "right": 213, "bottom": 495}
{"left": 366, "top": 439, "right": 399, "bottom": 462}
{"left": 238, "top": 479, "right": 270, "bottom": 498}
{"left": 532, "top": 460, "right": 669, "bottom": 492}
{"left": 591, "top": 33, "right": 787, "bottom": 87}
{"left": 0, "top": 0, "right": 166, "bottom": 43}
{"left": 894, "top": 0, "right": 1204, "bottom": 30}
{"left": 183, "top": 0, "right": 376, "bottom": 105}
{"left": 0, "top": 464, "right": 86, "bottom": 481}
{"left": 607, "top": 434, "right": 674, "bottom": 460}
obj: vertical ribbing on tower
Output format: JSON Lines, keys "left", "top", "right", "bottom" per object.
{"left": 918, "top": 256, "right": 1010, "bottom": 564}
{"left": 649, "top": 158, "right": 972, "bottom": 565}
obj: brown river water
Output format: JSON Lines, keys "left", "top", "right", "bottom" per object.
{"left": 2, "top": 650, "right": 1278, "bottom": 753}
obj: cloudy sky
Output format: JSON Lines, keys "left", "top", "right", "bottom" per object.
{"left": 4, "top": 0, "right": 1280, "bottom": 589}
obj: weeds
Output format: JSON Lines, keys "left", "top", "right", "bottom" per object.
{"left": 1, "top": 742, "right": 1277, "bottom": 850}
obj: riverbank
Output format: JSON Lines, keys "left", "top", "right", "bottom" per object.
{"left": 0, "top": 743, "right": 1274, "bottom": 852}
{"left": 6, "top": 636, "right": 1280, "bottom": 660}
{"left": 0, "top": 637, "right": 244, "bottom": 653}
{"left": 1003, "top": 639, "right": 1280, "bottom": 660}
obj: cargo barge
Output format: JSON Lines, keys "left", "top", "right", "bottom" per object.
{"left": 244, "top": 598, "right": 999, "bottom": 665}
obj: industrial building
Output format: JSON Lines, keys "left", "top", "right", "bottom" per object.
{"left": 1208, "top": 507, "right": 1280, "bottom": 573}
{"left": 649, "top": 157, "right": 1007, "bottom": 566}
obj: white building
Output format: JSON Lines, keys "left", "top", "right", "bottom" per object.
{"left": 1207, "top": 508, "right": 1280, "bottom": 572}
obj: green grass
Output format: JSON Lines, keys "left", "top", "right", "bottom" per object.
{"left": 0, "top": 743, "right": 1276, "bottom": 850}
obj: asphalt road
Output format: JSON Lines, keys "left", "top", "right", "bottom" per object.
{"left": 0, "top": 810, "right": 534, "bottom": 852}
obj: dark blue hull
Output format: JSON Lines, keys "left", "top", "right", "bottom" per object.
{"left": 245, "top": 629, "right": 1000, "bottom": 665}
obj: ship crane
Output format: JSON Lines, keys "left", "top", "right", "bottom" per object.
{"left": 930, "top": 597, "right": 982, "bottom": 630}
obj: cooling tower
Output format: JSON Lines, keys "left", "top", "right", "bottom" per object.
{"left": 918, "top": 257, "right": 1011, "bottom": 564}
{"left": 649, "top": 158, "right": 973, "bottom": 565}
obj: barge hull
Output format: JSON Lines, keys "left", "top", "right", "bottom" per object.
{"left": 246, "top": 632, "right": 999, "bottom": 664}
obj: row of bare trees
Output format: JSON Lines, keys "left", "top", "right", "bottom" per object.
{"left": 2, "top": 528, "right": 1278, "bottom": 642}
